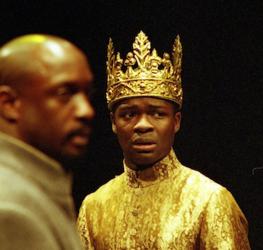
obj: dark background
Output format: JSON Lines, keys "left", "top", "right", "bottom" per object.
{"left": 1, "top": 1, "right": 262, "bottom": 248}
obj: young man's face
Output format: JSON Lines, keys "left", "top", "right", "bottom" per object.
{"left": 17, "top": 46, "right": 95, "bottom": 162}
{"left": 111, "top": 97, "right": 181, "bottom": 169}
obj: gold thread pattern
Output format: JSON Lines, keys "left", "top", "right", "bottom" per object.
{"left": 77, "top": 150, "right": 250, "bottom": 249}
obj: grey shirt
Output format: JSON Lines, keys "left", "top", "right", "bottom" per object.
{"left": 0, "top": 132, "right": 82, "bottom": 249}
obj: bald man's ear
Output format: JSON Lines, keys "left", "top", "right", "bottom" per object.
{"left": 0, "top": 85, "right": 20, "bottom": 123}
{"left": 110, "top": 112, "right": 117, "bottom": 134}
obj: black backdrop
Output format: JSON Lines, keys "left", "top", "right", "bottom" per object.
{"left": 1, "top": 1, "right": 262, "bottom": 248}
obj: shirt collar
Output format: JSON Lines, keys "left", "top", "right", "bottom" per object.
{"left": 124, "top": 149, "right": 181, "bottom": 188}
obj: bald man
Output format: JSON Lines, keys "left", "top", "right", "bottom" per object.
{"left": 0, "top": 34, "right": 95, "bottom": 249}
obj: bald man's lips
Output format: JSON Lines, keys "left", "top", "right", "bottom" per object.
{"left": 67, "top": 129, "right": 91, "bottom": 146}
{"left": 71, "top": 134, "right": 89, "bottom": 146}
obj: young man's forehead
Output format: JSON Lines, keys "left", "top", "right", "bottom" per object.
{"left": 116, "top": 97, "right": 173, "bottom": 109}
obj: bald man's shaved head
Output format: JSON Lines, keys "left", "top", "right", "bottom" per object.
{"left": 0, "top": 34, "right": 80, "bottom": 57}
{"left": 0, "top": 34, "right": 86, "bottom": 92}
{"left": 0, "top": 34, "right": 95, "bottom": 165}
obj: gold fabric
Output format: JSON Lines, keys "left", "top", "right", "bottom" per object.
{"left": 77, "top": 150, "right": 250, "bottom": 249}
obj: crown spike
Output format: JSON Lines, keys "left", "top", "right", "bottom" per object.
{"left": 106, "top": 31, "right": 183, "bottom": 109}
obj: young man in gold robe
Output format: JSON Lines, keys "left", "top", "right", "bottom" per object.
{"left": 77, "top": 31, "right": 250, "bottom": 249}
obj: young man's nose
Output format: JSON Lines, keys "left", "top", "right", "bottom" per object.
{"left": 134, "top": 115, "right": 153, "bottom": 132}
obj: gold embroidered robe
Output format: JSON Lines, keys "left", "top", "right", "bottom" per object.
{"left": 77, "top": 150, "right": 250, "bottom": 249}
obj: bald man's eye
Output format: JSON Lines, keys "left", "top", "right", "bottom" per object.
{"left": 54, "top": 85, "right": 79, "bottom": 101}
{"left": 56, "top": 86, "right": 77, "bottom": 96}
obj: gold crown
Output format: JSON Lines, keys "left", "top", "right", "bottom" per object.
{"left": 106, "top": 31, "right": 183, "bottom": 109}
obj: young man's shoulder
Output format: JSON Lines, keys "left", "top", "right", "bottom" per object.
{"left": 178, "top": 165, "right": 229, "bottom": 200}
{"left": 82, "top": 173, "right": 126, "bottom": 204}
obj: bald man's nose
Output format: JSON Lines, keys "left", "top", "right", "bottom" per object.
{"left": 74, "top": 93, "right": 95, "bottom": 120}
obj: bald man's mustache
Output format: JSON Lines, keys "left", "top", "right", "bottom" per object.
{"left": 66, "top": 126, "right": 92, "bottom": 140}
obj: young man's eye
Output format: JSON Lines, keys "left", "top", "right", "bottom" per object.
{"left": 125, "top": 113, "right": 135, "bottom": 119}
{"left": 152, "top": 111, "right": 166, "bottom": 118}
{"left": 120, "top": 111, "right": 136, "bottom": 119}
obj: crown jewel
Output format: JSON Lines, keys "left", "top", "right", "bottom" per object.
{"left": 106, "top": 31, "right": 183, "bottom": 109}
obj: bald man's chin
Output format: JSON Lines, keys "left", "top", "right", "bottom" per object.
{"left": 71, "top": 141, "right": 91, "bottom": 156}
{"left": 55, "top": 148, "right": 88, "bottom": 172}
{"left": 62, "top": 144, "right": 88, "bottom": 159}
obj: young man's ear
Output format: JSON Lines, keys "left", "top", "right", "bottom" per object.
{"left": 110, "top": 112, "right": 117, "bottom": 134}
{"left": 0, "top": 85, "right": 20, "bottom": 123}
{"left": 174, "top": 111, "right": 181, "bottom": 134}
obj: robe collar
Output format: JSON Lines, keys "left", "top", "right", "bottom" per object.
{"left": 124, "top": 149, "right": 181, "bottom": 188}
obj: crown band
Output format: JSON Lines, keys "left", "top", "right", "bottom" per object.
{"left": 106, "top": 31, "right": 183, "bottom": 109}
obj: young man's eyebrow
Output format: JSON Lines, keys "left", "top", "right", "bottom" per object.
{"left": 148, "top": 104, "right": 167, "bottom": 109}
{"left": 117, "top": 104, "right": 137, "bottom": 109}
